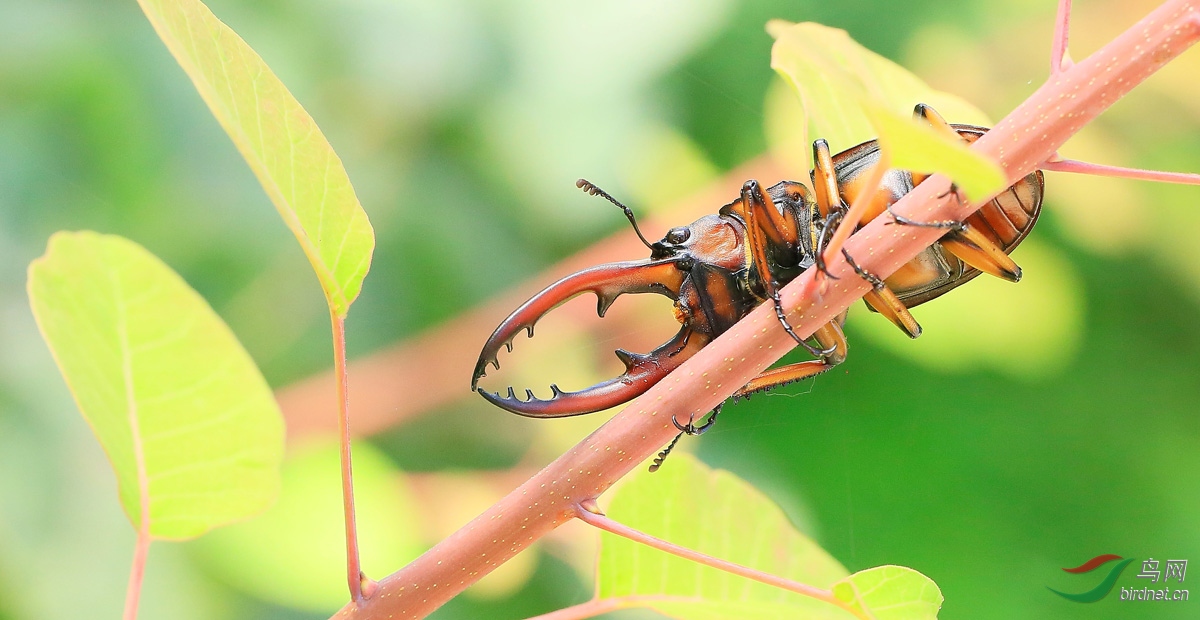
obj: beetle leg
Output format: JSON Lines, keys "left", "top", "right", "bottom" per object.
{"left": 942, "top": 226, "right": 1023, "bottom": 282}
{"left": 649, "top": 432, "right": 684, "bottom": 472}
{"left": 812, "top": 211, "right": 842, "bottom": 281}
{"left": 909, "top": 104, "right": 968, "bottom": 186}
{"left": 651, "top": 320, "right": 844, "bottom": 473}
{"left": 649, "top": 402, "right": 726, "bottom": 473}
{"left": 740, "top": 180, "right": 832, "bottom": 357}
{"left": 672, "top": 402, "right": 723, "bottom": 436}
{"left": 885, "top": 206, "right": 965, "bottom": 232}
{"left": 841, "top": 249, "right": 923, "bottom": 339}
{"left": 884, "top": 192, "right": 1026, "bottom": 284}
{"left": 811, "top": 140, "right": 850, "bottom": 281}
{"left": 812, "top": 139, "right": 844, "bottom": 220}
{"left": 913, "top": 103, "right": 958, "bottom": 138}
{"left": 884, "top": 171, "right": 1023, "bottom": 282}
{"left": 735, "top": 320, "right": 847, "bottom": 398}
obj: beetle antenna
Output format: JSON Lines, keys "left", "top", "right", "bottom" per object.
{"left": 577, "top": 179, "right": 655, "bottom": 250}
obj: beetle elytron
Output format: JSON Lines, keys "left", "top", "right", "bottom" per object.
{"left": 471, "top": 104, "right": 1043, "bottom": 464}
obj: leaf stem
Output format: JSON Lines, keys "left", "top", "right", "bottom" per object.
{"left": 522, "top": 597, "right": 627, "bottom": 620}
{"left": 331, "top": 311, "right": 365, "bottom": 603}
{"left": 573, "top": 503, "right": 868, "bottom": 619}
{"left": 118, "top": 266, "right": 152, "bottom": 620}
{"left": 122, "top": 525, "right": 151, "bottom": 620}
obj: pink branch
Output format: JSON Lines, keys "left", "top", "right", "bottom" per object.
{"left": 573, "top": 502, "right": 867, "bottom": 619}
{"left": 1041, "top": 157, "right": 1200, "bottom": 184}
{"left": 333, "top": 2, "right": 1200, "bottom": 618}
{"left": 1052, "top": 0, "right": 1074, "bottom": 73}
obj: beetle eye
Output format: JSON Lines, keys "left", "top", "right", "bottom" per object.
{"left": 666, "top": 227, "right": 690, "bottom": 244}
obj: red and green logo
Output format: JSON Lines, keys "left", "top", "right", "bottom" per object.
{"left": 1049, "top": 554, "right": 1135, "bottom": 603}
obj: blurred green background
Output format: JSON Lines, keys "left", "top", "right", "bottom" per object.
{"left": 2, "top": 0, "right": 1198, "bottom": 618}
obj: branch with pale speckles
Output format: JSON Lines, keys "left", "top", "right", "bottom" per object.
{"left": 333, "top": 2, "right": 1200, "bottom": 618}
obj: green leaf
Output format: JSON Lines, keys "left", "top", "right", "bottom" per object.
{"left": 192, "top": 441, "right": 424, "bottom": 612}
{"left": 832, "top": 566, "right": 943, "bottom": 620}
{"left": 597, "top": 453, "right": 854, "bottom": 619}
{"left": 767, "top": 20, "right": 992, "bottom": 178}
{"left": 27, "top": 231, "right": 283, "bottom": 540}
{"left": 137, "top": 0, "right": 374, "bottom": 317}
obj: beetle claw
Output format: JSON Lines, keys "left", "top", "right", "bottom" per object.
{"left": 471, "top": 257, "right": 706, "bottom": 417}
{"left": 476, "top": 326, "right": 709, "bottom": 418}
{"left": 471, "top": 258, "right": 689, "bottom": 393}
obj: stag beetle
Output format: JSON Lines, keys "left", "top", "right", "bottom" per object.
{"left": 472, "top": 104, "right": 1043, "bottom": 467}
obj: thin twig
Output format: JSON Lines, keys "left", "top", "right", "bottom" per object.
{"left": 1052, "top": 0, "right": 1074, "bottom": 73}
{"left": 1042, "top": 157, "right": 1200, "bottom": 184}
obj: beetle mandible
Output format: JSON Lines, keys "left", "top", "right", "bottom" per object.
{"left": 471, "top": 104, "right": 1044, "bottom": 467}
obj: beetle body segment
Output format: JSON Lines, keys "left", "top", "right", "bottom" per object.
{"left": 831, "top": 126, "right": 1044, "bottom": 306}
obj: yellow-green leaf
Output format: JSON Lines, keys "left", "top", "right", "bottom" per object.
{"left": 864, "top": 103, "right": 1006, "bottom": 201}
{"left": 832, "top": 566, "right": 943, "bottom": 620}
{"left": 137, "top": 0, "right": 374, "bottom": 317}
{"left": 598, "top": 453, "right": 853, "bottom": 619}
{"left": 767, "top": 20, "right": 991, "bottom": 177}
{"left": 27, "top": 231, "right": 283, "bottom": 540}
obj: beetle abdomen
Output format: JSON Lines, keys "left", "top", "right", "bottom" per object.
{"left": 829, "top": 125, "right": 1045, "bottom": 308}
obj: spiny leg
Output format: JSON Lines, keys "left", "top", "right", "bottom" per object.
{"left": 887, "top": 198, "right": 1022, "bottom": 282}
{"left": 941, "top": 227, "right": 1023, "bottom": 281}
{"left": 885, "top": 205, "right": 965, "bottom": 232}
{"left": 735, "top": 320, "right": 847, "bottom": 398}
{"left": 909, "top": 104, "right": 967, "bottom": 187}
{"left": 811, "top": 140, "right": 848, "bottom": 280}
{"left": 650, "top": 403, "right": 723, "bottom": 473}
{"left": 650, "top": 320, "right": 846, "bottom": 473}
{"left": 740, "top": 180, "right": 831, "bottom": 358}
{"left": 840, "top": 249, "right": 922, "bottom": 338}
{"left": 652, "top": 321, "right": 847, "bottom": 472}
{"left": 913, "top": 103, "right": 958, "bottom": 137}
{"left": 812, "top": 116, "right": 923, "bottom": 338}
{"left": 887, "top": 194, "right": 1023, "bottom": 282}
{"left": 673, "top": 403, "right": 724, "bottom": 436}
{"left": 649, "top": 432, "right": 682, "bottom": 472}
{"left": 812, "top": 212, "right": 842, "bottom": 281}
{"left": 772, "top": 289, "right": 835, "bottom": 358}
